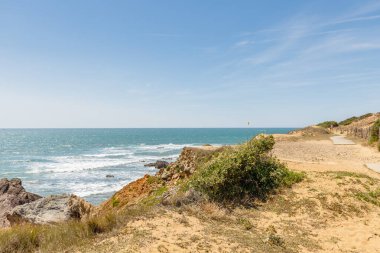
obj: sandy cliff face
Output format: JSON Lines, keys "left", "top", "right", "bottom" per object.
{"left": 335, "top": 113, "right": 380, "bottom": 140}
{"left": 100, "top": 175, "right": 155, "bottom": 210}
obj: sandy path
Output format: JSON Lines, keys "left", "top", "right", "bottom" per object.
{"left": 273, "top": 138, "right": 380, "bottom": 178}
{"left": 330, "top": 136, "right": 355, "bottom": 145}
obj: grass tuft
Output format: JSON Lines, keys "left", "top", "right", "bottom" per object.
{"left": 237, "top": 217, "right": 254, "bottom": 230}
{"left": 355, "top": 188, "right": 380, "bottom": 207}
{"left": 0, "top": 205, "right": 150, "bottom": 253}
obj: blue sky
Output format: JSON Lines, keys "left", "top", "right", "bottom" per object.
{"left": 0, "top": 0, "right": 379, "bottom": 127}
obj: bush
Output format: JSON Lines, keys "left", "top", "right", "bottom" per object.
{"left": 369, "top": 119, "right": 380, "bottom": 144}
{"left": 358, "top": 113, "right": 373, "bottom": 120}
{"left": 317, "top": 121, "right": 338, "bottom": 128}
{"left": 190, "top": 135, "right": 303, "bottom": 202}
{"left": 339, "top": 113, "right": 372, "bottom": 126}
{"left": 339, "top": 116, "right": 358, "bottom": 126}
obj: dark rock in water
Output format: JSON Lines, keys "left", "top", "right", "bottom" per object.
{"left": 6, "top": 194, "right": 94, "bottom": 225}
{"left": 0, "top": 178, "right": 41, "bottom": 227}
{"left": 106, "top": 174, "right": 115, "bottom": 178}
{"left": 144, "top": 160, "right": 169, "bottom": 169}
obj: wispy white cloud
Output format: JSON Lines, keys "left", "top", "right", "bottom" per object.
{"left": 214, "top": 0, "right": 380, "bottom": 98}
{"left": 346, "top": 42, "right": 380, "bottom": 50}
{"left": 233, "top": 40, "right": 255, "bottom": 48}
{"left": 141, "top": 32, "right": 184, "bottom": 37}
{"left": 347, "top": 0, "right": 380, "bottom": 17}
{"left": 328, "top": 14, "right": 380, "bottom": 25}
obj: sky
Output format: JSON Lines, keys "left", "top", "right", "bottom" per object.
{"left": 0, "top": 0, "right": 379, "bottom": 128}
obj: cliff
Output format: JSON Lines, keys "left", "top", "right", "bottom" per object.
{"left": 335, "top": 112, "right": 380, "bottom": 140}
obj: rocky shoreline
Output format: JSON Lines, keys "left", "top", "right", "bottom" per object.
{"left": 0, "top": 178, "right": 94, "bottom": 228}
{"left": 0, "top": 147, "right": 210, "bottom": 228}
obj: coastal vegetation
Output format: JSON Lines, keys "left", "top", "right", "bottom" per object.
{"left": 317, "top": 113, "right": 373, "bottom": 128}
{"left": 0, "top": 204, "right": 154, "bottom": 253}
{"left": 0, "top": 135, "right": 305, "bottom": 253}
{"left": 190, "top": 135, "right": 304, "bottom": 202}
{"left": 0, "top": 212, "right": 117, "bottom": 253}
{"left": 339, "top": 113, "right": 373, "bottom": 126}
{"left": 369, "top": 119, "right": 380, "bottom": 148}
{"left": 317, "top": 121, "right": 338, "bottom": 128}
{"left": 1, "top": 123, "right": 380, "bottom": 252}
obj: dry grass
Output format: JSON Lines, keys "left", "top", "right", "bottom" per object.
{"left": 0, "top": 205, "right": 152, "bottom": 253}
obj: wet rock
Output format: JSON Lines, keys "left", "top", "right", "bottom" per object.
{"left": 0, "top": 178, "right": 41, "bottom": 227}
{"left": 6, "top": 194, "right": 94, "bottom": 225}
{"left": 106, "top": 174, "right": 115, "bottom": 178}
{"left": 144, "top": 160, "right": 170, "bottom": 169}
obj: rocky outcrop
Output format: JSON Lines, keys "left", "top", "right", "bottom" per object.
{"left": 0, "top": 178, "right": 41, "bottom": 227}
{"left": 100, "top": 147, "right": 222, "bottom": 211}
{"left": 6, "top": 194, "right": 94, "bottom": 225}
{"left": 157, "top": 147, "right": 222, "bottom": 181}
{"left": 144, "top": 160, "right": 170, "bottom": 169}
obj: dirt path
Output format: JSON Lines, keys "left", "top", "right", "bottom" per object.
{"left": 330, "top": 136, "right": 356, "bottom": 145}
{"left": 273, "top": 138, "right": 380, "bottom": 179}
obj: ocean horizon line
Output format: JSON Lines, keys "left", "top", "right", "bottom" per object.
{"left": 0, "top": 127, "right": 300, "bottom": 130}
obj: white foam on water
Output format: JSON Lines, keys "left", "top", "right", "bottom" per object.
{"left": 70, "top": 180, "right": 132, "bottom": 197}
{"left": 26, "top": 143, "right": 220, "bottom": 175}
{"left": 23, "top": 143, "right": 203, "bottom": 202}
{"left": 133, "top": 143, "right": 196, "bottom": 151}
{"left": 82, "top": 152, "right": 133, "bottom": 158}
{"left": 27, "top": 156, "right": 141, "bottom": 174}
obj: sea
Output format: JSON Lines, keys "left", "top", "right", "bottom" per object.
{"left": 0, "top": 128, "right": 294, "bottom": 205}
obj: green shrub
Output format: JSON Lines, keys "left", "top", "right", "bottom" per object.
{"left": 190, "top": 135, "right": 303, "bottom": 202}
{"left": 369, "top": 119, "right": 380, "bottom": 144}
{"left": 358, "top": 113, "right": 373, "bottom": 120}
{"left": 317, "top": 121, "right": 338, "bottom": 128}
{"left": 339, "top": 117, "right": 357, "bottom": 126}
{"left": 111, "top": 197, "right": 120, "bottom": 207}
{"left": 339, "top": 113, "right": 372, "bottom": 126}
{"left": 281, "top": 170, "right": 305, "bottom": 187}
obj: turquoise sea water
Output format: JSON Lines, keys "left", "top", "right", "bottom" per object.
{"left": 0, "top": 128, "right": 294, "bottom": 205}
